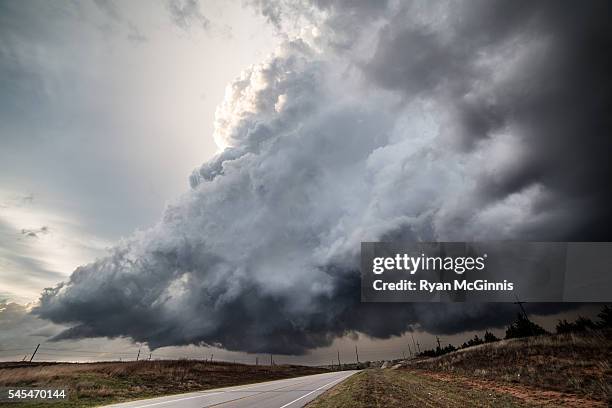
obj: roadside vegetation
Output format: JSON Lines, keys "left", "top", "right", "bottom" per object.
{"left": 306, "top": 369, "right": 537, "bottom": 407}
{"left": 309, "top": 306, "right": 611, "bottom": 407}
{"left": 309, "top": 329, "right": 610, "bottom": 407}
{"left": 307, "top": 366, "right": 608, "bottom": 408}
{"left": 408, "top": 330, "right": 611, "bottom": 404}
{"left": 0, "top": 360, "right": 327, "bottom": 407}
{"left": 419, "top": 305, "right": 612, "bottom": 358}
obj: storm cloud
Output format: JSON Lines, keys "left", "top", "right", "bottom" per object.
{"left": 34, "top": 1, "right": 611, "bottom": 354}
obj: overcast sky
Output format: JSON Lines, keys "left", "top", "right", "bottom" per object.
{"left": 0, "top": 0, "right": 279, "bottom": 302}
{"left": 1, "top": 0, "right": 610, "bottom": 364}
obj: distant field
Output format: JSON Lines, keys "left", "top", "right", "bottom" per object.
{"left": 308, "top": 331, "right": 611, "bottom": 407}
{"left": 0, "top": 360, "right": 328, "bottom": 407}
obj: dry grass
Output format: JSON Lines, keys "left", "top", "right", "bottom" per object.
{"left": 308, "top": 369, "right": 608, "bottom": 408}
{"left": 406, "top": 330, "right": 612, "bottom": 402}
{"left": 307, "top": 369, "right": 540, "bottom": 407}
{"left": 0, "top": 360, "right": 327, "bottom": 407}
{"left": 308, "top": 331, "right": 611, "bottom": 407}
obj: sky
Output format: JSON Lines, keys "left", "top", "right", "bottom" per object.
{"left": 0, "top": 0, "right": 279, "bottom": 302}
{"left": 1, "top": 0, "right": 610, "bottom": 364}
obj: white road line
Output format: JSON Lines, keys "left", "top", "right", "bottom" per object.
{"left": 124, "top": 374, "right": 328, "bottom": 408}
{"left": 277, "top": 372, "right": 355, "bottom": 408}
{"left": 128, "top": 392, "right": 226, "bottom": 408}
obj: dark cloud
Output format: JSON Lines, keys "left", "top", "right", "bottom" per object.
{"left": 33, "top": 1, "right": 611, "bottom": 354}
{"left": 362, "top": 0, "right": 612, "bottom": 239}
{"left": 167, "top": 0, "right": 209, "bottom": 32}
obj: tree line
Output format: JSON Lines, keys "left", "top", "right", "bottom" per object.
{"left": 417, "top": 305, "right": 612, "bottom": 358}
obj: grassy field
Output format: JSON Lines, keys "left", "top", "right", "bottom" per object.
{"left": 407, "top": 331, "right": 611, "bottom": 402}
{"left": 306, "top": 369, "right": 607, "bottom": 408}
{"left": 0, "top": 360, "right": 327, "bottom": 407}
{"left": 308, "top": 331, "right": 611, "bottom": 407}
{"left": 307, "top": 369, "right": 537, "bottom": 407}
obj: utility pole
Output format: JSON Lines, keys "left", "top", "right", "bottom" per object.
{"left": 411, "top": 333, "right": 418, "bottom": 354}
{"left": 270, "top": 354, "right": 273, "bottom": 366}
{"left": 355, "top": 346, "right": 359, "bottom": 364}
{"left": 514, "top": 294, "right": 534, "bottom": 336}
{"left": 337, "top": 350, "right": 341, "bottom": 369}
{"left": 29, "top": 344, "right": 40, "bottom": 362}
{"left": 514, "top": 295, "right": 529, "bottom": 321}
{"left": 136, "top": 346, "right": 141, "bottom": 361}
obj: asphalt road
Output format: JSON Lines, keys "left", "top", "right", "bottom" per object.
{"left": 102, "top": 370, "right": 358, "bottom": 408}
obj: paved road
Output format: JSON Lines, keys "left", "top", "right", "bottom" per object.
{"left": 102, "top": 370, "right": 358, "bottom": 408}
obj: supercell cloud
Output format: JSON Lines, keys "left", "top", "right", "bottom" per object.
{"left": 34, "top": 1, "right": 611, "bottom": 353}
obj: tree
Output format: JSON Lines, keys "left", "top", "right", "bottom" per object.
{"left": 440, "top": 344, "right": 456, "bottom": 355}
{"left": 420, "top": 343, "right": 457, "bottom": 358}
{"left": 484, "top": 330, "right": 499, "bottom": 343}
{"left": 460, "top": 331, "right": 499, "bottom": 349}
{"left": 556, "top": 316, "right": 596, "bottom": 334}
{"left": 556, "top": 319, "right": 574, "bottom": 334}
{"left": 505, "top": 313, "right": 548, "bottom": 339}
{"left": 461, "top": 335, "right": 484, "bottom": 349}
{"left": 597, "top": 305, "right": 612, "bottom": 328}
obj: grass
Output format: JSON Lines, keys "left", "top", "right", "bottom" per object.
{"left": 0, "top": 360, "right": 328, "bottom": 407}
{"left": 307, "top": 369, "right": 535, "bottom": 408}
{"left": 308, "top": 331, "right": 611, "bottom": 408}
{"left": 407, "top": 331, "right": 611, "bottom": 402}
